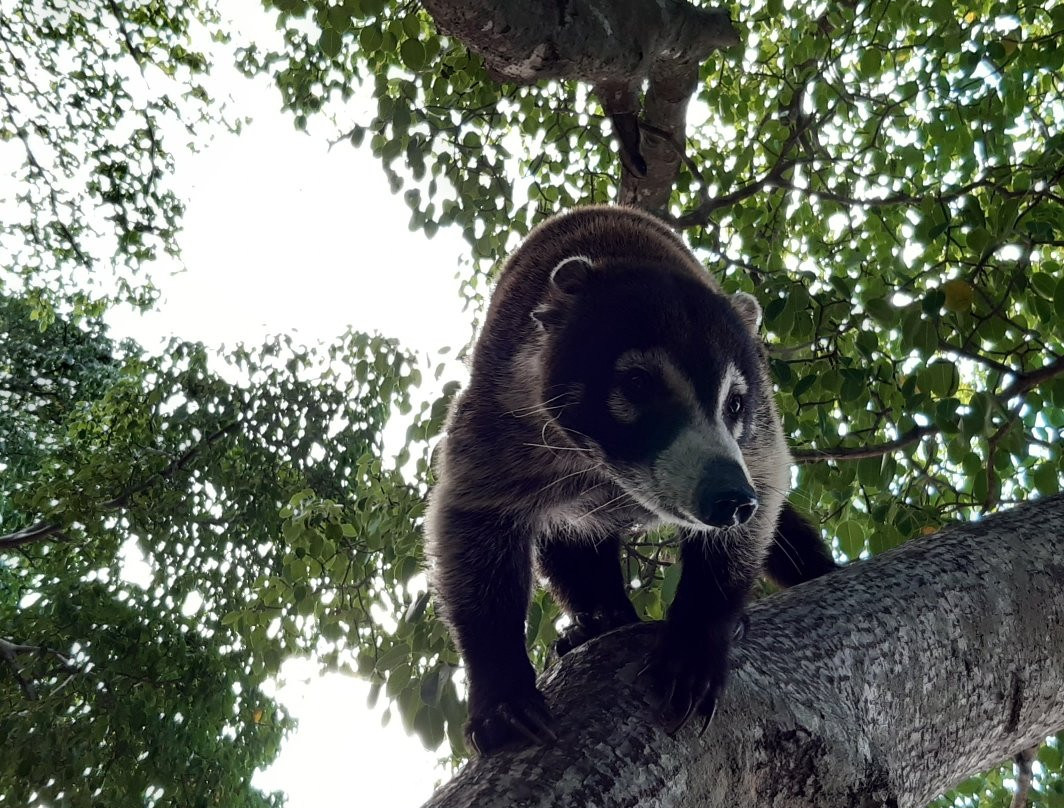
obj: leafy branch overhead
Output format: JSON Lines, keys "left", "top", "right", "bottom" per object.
{"left": 0, "top": 0, "right": 230, "bottom": 320}
{"left": 246, "top": 0, "right": 1064, "bottom": 768}
{"left": 2, "top": 0, "right": 1064, "bottom": 805}
{"left": 252, "top": 0, "right": 1064, "bottom": 512}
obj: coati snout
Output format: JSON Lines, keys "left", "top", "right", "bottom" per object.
{"left": 695, "top": 460, "right": 758, "bottom": 528}
{"left": 424, "top": 205, "right": 838, "bottom": 755}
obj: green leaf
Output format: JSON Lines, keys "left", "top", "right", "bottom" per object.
{"left": 661, "top": 562, "right": 682, "bottom": 606}
{"left": 1039, "top": 742, "right": 1062, "bottom": 769}
{"left": 319, "top": 28, "right": 342, "bottom": 59}
{"left": 400, "top": 38, "right": 425, "bottom": 70}
{"left": 1032, "top": 463, "right": 1060, "bottom": 496}
{"left": 419, "top": 667, "right": 442, "bottom": 706}
{"left": 859, "top": 48, "right": 882, "bottom": 74}
{"left": 375, "top": 643, "right": 410, "bottom": 672}
{"left": 359, "top": 23, "right": 382, "bottom": 51}
{"left": 865, "top": 298, "right": 895, "bottom": 323}
{"left": 413, "top": 705, "right": 446, "bottom": 750}
{"left": 220, "top": 611, "right": 242, "bottom": 626}
{"left": 525, "top": 601, "right": 542, "bottom": 647}
{"left": 793, "top": 375, "right": 817, "bottom": 399}
{"left": 857, "top": 456, "right": 883, "bottom": 488}
{"left": 966, "top": 226, "right": 990, "bottom": 254}
{"left": 835, "top": 520, "right": 865, "bottom": 559}
{"left": 914, "top": 319, "right": 938, "bottom": 355}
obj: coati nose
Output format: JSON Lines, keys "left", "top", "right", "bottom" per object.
{"left": 696, "top": 461, "right": 759, "bottom": 528}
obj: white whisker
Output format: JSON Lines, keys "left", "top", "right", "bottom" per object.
{"left": 573, "top": 490, "right": 635, "bottom": 522}
{"left": 532, "top": 465, "right": 598, "bottom": 497}
{"left": 522, "top": 442, "right": 593, "bottom": 453}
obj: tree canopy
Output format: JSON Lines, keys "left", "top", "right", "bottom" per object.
{"left": 2, "top": 0, "right": 1063, "bottom": 805}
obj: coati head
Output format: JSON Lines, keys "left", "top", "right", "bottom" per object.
{"left": 532, "top": 255, "right": 766, "bottom": 533}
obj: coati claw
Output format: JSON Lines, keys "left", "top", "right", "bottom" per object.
{"left": 466, "top": 690, "right": 556, "bottom": 755}
{"left": 698, "top": 701, "right": 719, "bottom": 737}
{"left": 643, "top": 631, "right": 729, "bottom": 736}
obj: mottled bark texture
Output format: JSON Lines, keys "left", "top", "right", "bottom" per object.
{"left": 419, "top": 0, "right": 740, "bottom": 211}
{"left": 422, "top": 494, "right": 1064, "bottom": 808}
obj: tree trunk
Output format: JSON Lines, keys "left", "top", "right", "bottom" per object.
{"left": 420, "top": 0, "right": 740, "bottom": 213}
{"left": 419, "top": 0, "right": 737, "bottom": 85}
{"left": 421, "top": 494, "right": 1064, "bottom": 807}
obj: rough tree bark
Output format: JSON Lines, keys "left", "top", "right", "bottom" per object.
{"left": 420, "top": 0, "right": 740, "bottom": 211}
{"left": 421, "top": 494, "right": 1064, "bottom": 807}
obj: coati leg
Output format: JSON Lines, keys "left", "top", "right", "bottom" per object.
{"left": 643, "top": 533, "right": 756, "bottom": 735}
{"left": 536, "top": 535, "right": 640, "bottom": 657}
{"left": 429, "top": 506, "right": 555, "bottom": 754}
{"left": 765, "top": 501, "right": 839, "bottom": 587}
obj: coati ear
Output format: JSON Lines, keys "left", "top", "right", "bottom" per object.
{"left": 730, "top": 291, "right": 763, "bottom": 332}
{"left": 549, "top": 255, "right": 594, "bottom": 295}
{"left": 532, "top": 255, "right": 595, "bottom": 330}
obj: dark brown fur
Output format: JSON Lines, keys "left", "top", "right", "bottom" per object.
{"left": 425, "top": 206, "right": 836, "bottom": 754}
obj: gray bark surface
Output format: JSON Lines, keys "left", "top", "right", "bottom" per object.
{"left": 420, "top": 0, "right": 740, "bottom": 213}
{"left": 421, "top": 494, "right": 1064, "bottom": 808}
{"left": 420, "top": 0, "right": 737, "bottom": 84}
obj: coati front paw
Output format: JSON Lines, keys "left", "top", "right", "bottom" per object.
{"left": 554, "top": 607, "right": 641, "bottom": 658}
{"left": 465, "top": 686, "right": 557, "bottom": 755}
{"left": 642, "top": 628, "right": 731, "bottom": 736}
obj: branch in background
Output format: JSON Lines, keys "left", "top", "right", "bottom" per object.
{"left": 670, "top": 90, "right": 830, "bottom": 228}
{"left": 671, "top": 157, "right": 798, "bottom": 227}
{"left": 1010, "top": 746, "right": 1039, "bottom": 808}
{"left": 419, "top": 0, "right": 739, "bottom": 209}
{"left": 939, "top": 339, "right": 1015, "bottom": 377}
{"left": 1001, "top": 356, "right": 1064, "bottom": 399}
{"left": 792, "top": 357, "right": 1064, "bottom": 465}
{"left": 0, "top": 70, "right": 92, "bottom": 269}
{"left": 0, "top": 638, "right": 39, "bottom": 700}
{"left": 0, "top": 421, "right": 241, "bottom": 552}
{"left": 793, "top": 424, "right": 935, "bottom": 463}
{"left": 670, "top": 124, "right": 1059, "bottom": 231}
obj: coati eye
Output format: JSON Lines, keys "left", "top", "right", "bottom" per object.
{"left": 726, "top": 392, "right": 744, "bottom": 417}
{"left": 619, "top": 368, "right": 655, "bottom": 404}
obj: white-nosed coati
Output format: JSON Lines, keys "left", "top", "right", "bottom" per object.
{"left": 425, "top": 206, "right": 837, "bottom": 755}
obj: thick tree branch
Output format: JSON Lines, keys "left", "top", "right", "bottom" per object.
{"left": 420, "top": 0, "right": 737, "bottom": 85}
{"left": 616, "top": 60, "right": 698, "bottom": 210}
{"left": 422, "top": 494, "right": 1064, "bottom": 808}
{"left": 420, "top": 0, "right": 739, "bottom": 206}
{"left": 0, "top": 420, "right": 240, "bottom": 551}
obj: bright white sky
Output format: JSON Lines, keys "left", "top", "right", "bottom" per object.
{"left": 102, "top": 26, "right": 472, "bottom": 807}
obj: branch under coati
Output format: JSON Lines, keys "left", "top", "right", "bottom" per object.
{"left": 421, "top": 494, "right": 1064, "bottom": 808}
{"left": 419, "top": 0, "right": 740, "bottom": 209}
